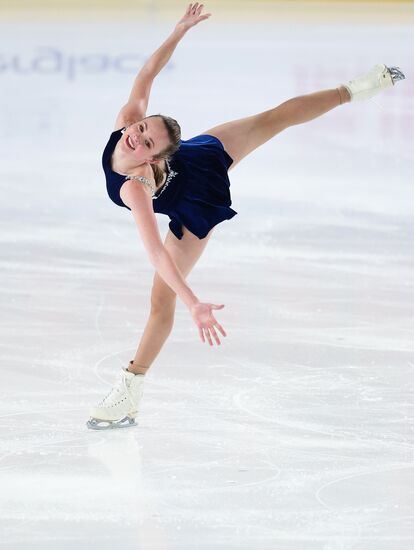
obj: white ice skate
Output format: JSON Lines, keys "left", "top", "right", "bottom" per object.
{"left": 87, "top": 367, "right": 145, "bottom": 430}
{"left": 344, "top": 64, "right": 405, "bottom": 102}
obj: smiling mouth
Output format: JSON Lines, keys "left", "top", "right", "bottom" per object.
{"left": 126, "top": 135, "right": 135, "bottom": 150}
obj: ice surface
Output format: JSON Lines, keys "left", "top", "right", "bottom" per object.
{"left": 0, "top": 7, "right": 413, "bottom": 550}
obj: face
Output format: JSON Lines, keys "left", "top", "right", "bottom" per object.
{"left": 121, "top": 117, "right": 170, "bottom": 165}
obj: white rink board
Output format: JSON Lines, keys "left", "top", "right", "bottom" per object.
{"left": 0, "top": 11, "right": 413, "bottom": 550}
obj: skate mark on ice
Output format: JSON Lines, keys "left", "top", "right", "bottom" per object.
{"left": 314, "top": 464, "right": 414, "bottom": 509}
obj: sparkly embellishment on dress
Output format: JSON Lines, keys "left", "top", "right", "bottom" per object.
{"left": 125, "top": 174, "right": 156, "bottom": 195}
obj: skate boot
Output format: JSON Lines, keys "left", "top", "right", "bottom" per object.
{"left": 87, "top": 363, "right": 145, "bottom": 430}
{"left": 344, "top": 64, "right": 405, "bottom": 101}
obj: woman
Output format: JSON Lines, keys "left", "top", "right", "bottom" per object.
{"left": 87, "top": 3, "right": 405, "bottom": 429}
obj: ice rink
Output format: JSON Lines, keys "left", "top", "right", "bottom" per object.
{"left": 1, "top": 1, "right": 414, "bottom": 548}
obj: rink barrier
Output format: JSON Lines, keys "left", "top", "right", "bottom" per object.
{"left": 1, "top": 1, "right": 414, "bottom": 23}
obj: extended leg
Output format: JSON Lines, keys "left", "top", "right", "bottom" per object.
{"left": 202, "top": 86, "right": 350, "bottom": 169}
{"left": 204, "top": 63, "right": 405, "bottom": 170}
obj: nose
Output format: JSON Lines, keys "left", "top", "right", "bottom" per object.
{"left": 132, "top": 133, "right": 141, "bottom": 147}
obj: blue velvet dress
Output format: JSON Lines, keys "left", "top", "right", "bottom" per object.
{"left": 102, "top": 128, "right": 238, "bottom": 240}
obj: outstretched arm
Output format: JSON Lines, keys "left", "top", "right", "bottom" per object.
{"left": 114, "top": 3, "right": 211, "bottom": 130}
{"left": 120, "top": 166, "right": 226, "bottom": 346}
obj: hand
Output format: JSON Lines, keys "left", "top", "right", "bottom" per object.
{"left": 190, "top": 301, "right": 227, "bottom": 346}
{"left": 175, "top": 3, "right": 211, "bottom": 33}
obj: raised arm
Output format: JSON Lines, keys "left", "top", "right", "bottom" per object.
{"left": 114, "top": 3, "right": 211, "bottom": 130}
{"left": 120, "top": 166, "right": 226, "bottom": 346}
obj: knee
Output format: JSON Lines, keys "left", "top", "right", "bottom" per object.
{"left": 150, "top": 294, "right": 177, "bottom": 320}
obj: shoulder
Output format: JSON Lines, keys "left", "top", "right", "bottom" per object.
{"left": 120, "top": 178, "right": 153, "bottom": 209}
{"left": 120, "top": 163, "right": 156, "bottom": 203}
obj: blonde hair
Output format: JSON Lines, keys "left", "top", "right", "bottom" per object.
{"left": 146, "top": 114, "right": 181, "bottom": 188}
{"left": 150, "top": 163, "right": 166, "bottom": 187}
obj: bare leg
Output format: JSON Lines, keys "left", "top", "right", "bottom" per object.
{"left": 128, "top": 226, "right": 214, "bottom": 375}
{"left": 203, "top": 86, "right": 351, "bottom": 169}
{"left": 128, "top": 88, "right": 352, "bottom": 374}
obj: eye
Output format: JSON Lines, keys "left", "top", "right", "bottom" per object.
{"left": 145, "top": 141, "right": 150, "bottom": 148}
{"left": 139, "top": 124, "right": 144, "bottom": 131}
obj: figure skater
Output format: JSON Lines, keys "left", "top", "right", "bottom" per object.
{"left": 87, "top": 3, "right": 405, "bottom": 429}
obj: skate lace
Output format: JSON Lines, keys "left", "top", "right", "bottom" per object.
{"left": 98, "top": 372, "right": 134, "bottom": 408}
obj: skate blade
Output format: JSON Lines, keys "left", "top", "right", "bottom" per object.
{"left": 86, "top": 416, "right": 137, "bottom": 430}
{"left": 388, "top": 66, "right": 405, "bottom": 83}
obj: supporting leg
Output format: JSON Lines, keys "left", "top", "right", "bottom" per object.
{"left": 127, "top": 226, "right": 214, "bottom": 375}
{"left": 88, "top": 228, "right": 213, "bottom": 428}
{"left": 129, "top": 306, "right": 176, "bottom": 375}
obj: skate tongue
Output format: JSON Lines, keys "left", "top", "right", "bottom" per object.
{"left": 123, "top": 367, "right": 135, "bottom": 377}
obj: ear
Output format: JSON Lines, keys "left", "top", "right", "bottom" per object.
{"left": 147, "top": 158, "right": 161, "bottom": 165}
